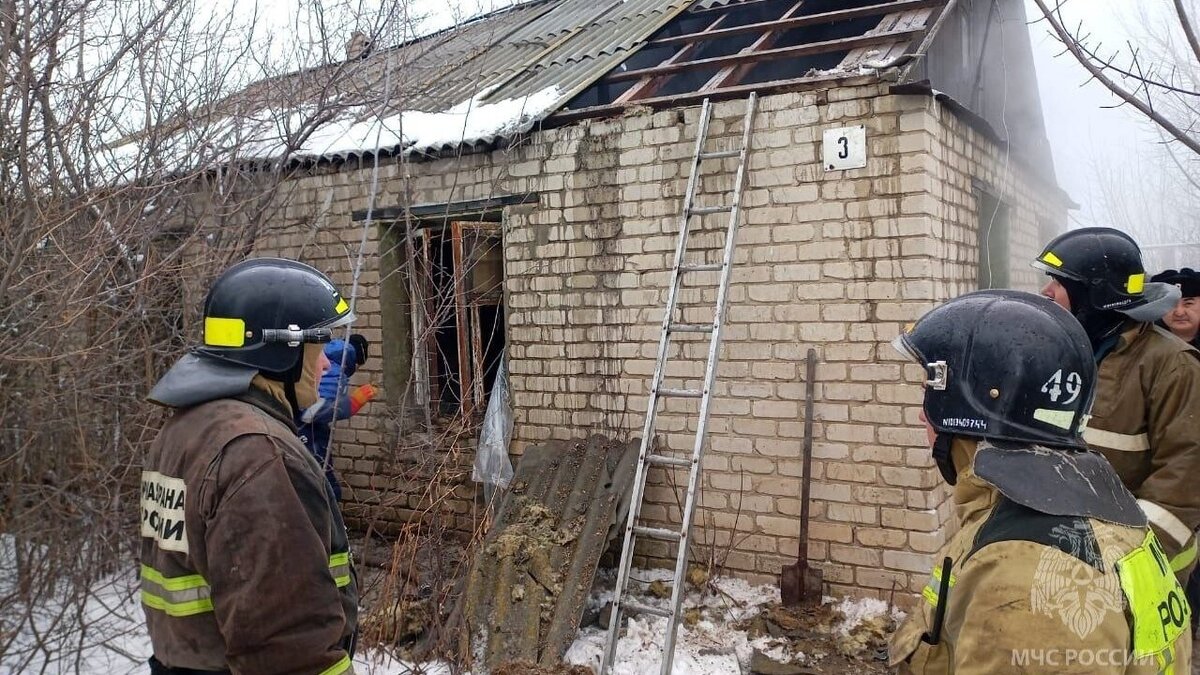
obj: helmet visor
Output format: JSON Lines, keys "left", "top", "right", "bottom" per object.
{"left": 891, "top": 333, "right": 921, "bottom": 363}
{"left": 1118, "top": 282, "right": 1180, "bottom": 322}
{"left": 321, "top": 309, "right": 357, "bottom": 331}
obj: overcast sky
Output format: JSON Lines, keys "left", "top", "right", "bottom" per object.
{"left": 1023, "top": 1, "right": 1185, "bottom": 228}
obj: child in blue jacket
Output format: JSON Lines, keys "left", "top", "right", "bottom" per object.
{"left": 297, "top": 335, "right": 375, "bottom": 500}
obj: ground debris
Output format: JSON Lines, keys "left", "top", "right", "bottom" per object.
{"left": 739, "top": 598, "right": 897, "bottom": 674}
{"left": 648, "top": 579, "right": 672, "bottom": 599}
{"left": 493, "top": 660, "right": 595, "bottom": 675}
{"left": 833, "top": 611, "right": 892, "bottom": 659}
{"left": 359, "top": 598, "right": 429, "bottom": 647}
{"left": 750, "top": 649, "right": 819, "bottom": 675}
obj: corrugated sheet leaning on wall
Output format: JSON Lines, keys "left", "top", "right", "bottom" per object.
{"left": 449, "top": 436, "right": 639, "bottom": 669}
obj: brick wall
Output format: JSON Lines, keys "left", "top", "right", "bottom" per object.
{"left": 237, "top": 81, "right": 1067, "bottom": 600}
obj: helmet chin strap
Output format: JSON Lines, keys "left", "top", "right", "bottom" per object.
{"left": 933, "top": 433, "right": 957, "bottom": 485}
{"left": 1059, "top": 277, "right": 1126, "bottom": 350}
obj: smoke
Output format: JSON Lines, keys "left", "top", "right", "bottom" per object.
{"left": 1025, "top": 0, "right": 1200, "bottom": 260}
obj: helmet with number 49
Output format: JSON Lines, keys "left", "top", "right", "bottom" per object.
{"left": 893, "top": 290, "right": 1096, "bottom": 450}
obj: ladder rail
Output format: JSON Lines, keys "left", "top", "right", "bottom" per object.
{"left": 599, "top": 99, "right": 717, "bottom": 673}
{"left": 657, "top": 92, "right": 758, "bottom": 675}
{"left": 599, "top": 94, "right": 758, "bottom": 675}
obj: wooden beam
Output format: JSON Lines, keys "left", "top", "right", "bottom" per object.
{"left": 606, "top": 28, "right": 923, "bottom": 82}
{"left": 552, "top": 72, "right": 877, "bottom": 124}
{"left": 701, "top": 0, "right": 806, "bottom": 91}
{"left": 650, "top": 0, "right": 941, "bottom": 47}
{"left": 420, "top": 233, "right": 441, "bottom": 414}
{"left": 616, "top": 13, "right": 730, "bottom": 104}
{"left": 450, "top": 221, "right": 472, "bottom": 418}
{"left": 354, "top": 193, "right": 537, "bottom": 221}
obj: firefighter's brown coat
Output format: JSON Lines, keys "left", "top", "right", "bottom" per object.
{"left": 140, "top": 388, "right": 358, "bottom": 674}
{"left": 1087, "top": 322, "right": 1200, "bottom": 574}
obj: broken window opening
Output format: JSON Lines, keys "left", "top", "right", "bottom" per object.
{"left": 414, "top": 221, "right": 506, "bottom": 419}
{"left": 974, "top": 186, "right": 1010, "bottom": 290}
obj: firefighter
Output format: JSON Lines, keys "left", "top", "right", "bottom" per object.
{"left": 1150, "top": 267, "right": 1200, "bottom": 349}
{"left": 140, "top": 258, "right": 358, "bottom": 675}
{"left": 1033, "top": 228, "right": 1200, "bottom": 581}
{"left": 889, "top": 290, "right": 1191, "bottom": 674}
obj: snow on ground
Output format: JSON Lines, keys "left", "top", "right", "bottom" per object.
{"left": 828, "top": 595, "right": 906, "bottom": 636}
{"left": 0, "top": 551, "right": 449, "bottom": 674}
{"left": 1, "top": 537, "right": 897, "bottom": 675}
{"left": 565, "top": 569, "right": 899, "bottom": 675}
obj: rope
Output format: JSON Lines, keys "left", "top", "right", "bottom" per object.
{"left": 320, "top": 46, "right": 396, "bottom": 478}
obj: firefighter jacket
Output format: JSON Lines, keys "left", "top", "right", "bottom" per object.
{"left": 891, "top": 438, "right": 1192, "bottom": 675}
{"left": 140, "top": 385, "right": 358, "bottom": 674}
{"left": 1085, "top": 322, "right": 1200, "bottom": 578}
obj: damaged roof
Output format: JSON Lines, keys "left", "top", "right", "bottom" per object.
{"left": 107, "top": 0, "right": 956, "bottom": 169}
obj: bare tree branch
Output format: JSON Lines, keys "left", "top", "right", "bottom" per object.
{"left": 1174, "top": 0, "right": 1200, "bottom": 64}
{"left": 1032, "top": 0, "right": 1200, "bottom": 156}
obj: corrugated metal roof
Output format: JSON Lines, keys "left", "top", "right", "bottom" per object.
{"left": 112, "top": 0, "right": 955, "bottom": 167}
{"left": 209, "top": 0, "right": 690, "bottom": 159}
{"left": 447, "top": 436, "right": 639, "bottom": 669}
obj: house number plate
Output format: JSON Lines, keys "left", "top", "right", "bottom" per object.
{"left": 823, "top": 125, "right": 867, "bottom": 171}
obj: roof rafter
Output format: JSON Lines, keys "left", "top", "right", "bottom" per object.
{"left": 649, "top": 0, "right": 942, "bottom": 48}
{"left": 699, "top": 0, "right": 807, "bottom": 91}
{"left": 615, "top": 13, "right": 732, "bottom": 103}
{"left": 605, "top": 27, "right": 924, "bottom": 83}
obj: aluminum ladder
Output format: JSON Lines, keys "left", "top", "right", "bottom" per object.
{"left": 599, "top": 92, "right": 758, "bottom": 675}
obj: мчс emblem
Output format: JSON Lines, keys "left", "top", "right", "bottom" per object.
{"left": 1030, "top": 522, "right": 1123, "bottom": 638}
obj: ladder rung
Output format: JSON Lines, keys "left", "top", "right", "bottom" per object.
{"left": 668, "top": 323, "right": 712, "bottom": 333}
{"left": 647, "top": 453, "right": 692, "bottom": 468}
{"left": 633, "top": 525, "right": 682, "bottom": 542}
{"left": 622, "top": 600, "right": 673, "bottom": 618}
{"left": 690, "top": 205, "right": 732, "bottom": 216}
{"left": 657, "top": 387, "right": 703, "bottom": 399}
{"left": 699, "top": 149, "right": 740, "bottom": 159}
{"left": 679, "top": 262, "right": 723, "bottom": 273}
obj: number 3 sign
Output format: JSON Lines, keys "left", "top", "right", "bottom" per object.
{"left": 822, "top": 125, "right": 867, "bottom": 171}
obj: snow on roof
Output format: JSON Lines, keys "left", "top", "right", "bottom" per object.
{"left": 101, "top": 86, "right": 560, "bottom": 177}
{"left": 305, "top": 85, "right": 561, "bottom": 158}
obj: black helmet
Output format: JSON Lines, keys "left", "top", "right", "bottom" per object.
{"left": 1151, "top": 267, "right": 1200, "bottom": 299}
{"left": 893, "top": 291, "right": 1096, "bottom": 481}
{"left": 195, "top": 258, "right": 354, "bottom": 378}
{"left": 1031, "top": 227, "right": 1179, "bottom": 322}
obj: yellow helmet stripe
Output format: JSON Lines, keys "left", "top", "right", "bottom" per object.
{"left": 204, "top": 317, "right": 246, "bottom": 347}
{"left": 1127, "top": 273, "right": 1145, "bottom": 294}
{"left": 1040, "top": 251, "right": 1064, "bottom": 267}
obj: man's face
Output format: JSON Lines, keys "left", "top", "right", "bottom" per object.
{"left": 919, "top": 409, "right": 937, "bottom": 448}
{"left": 294, "top": 344, "right": 330, "bottom": 411}
{"left": 1163, "top": 296, "right": 1200, "bottom": 341}
{"left": 1041, "top": 276, "right": 1071, "bottom": 311}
